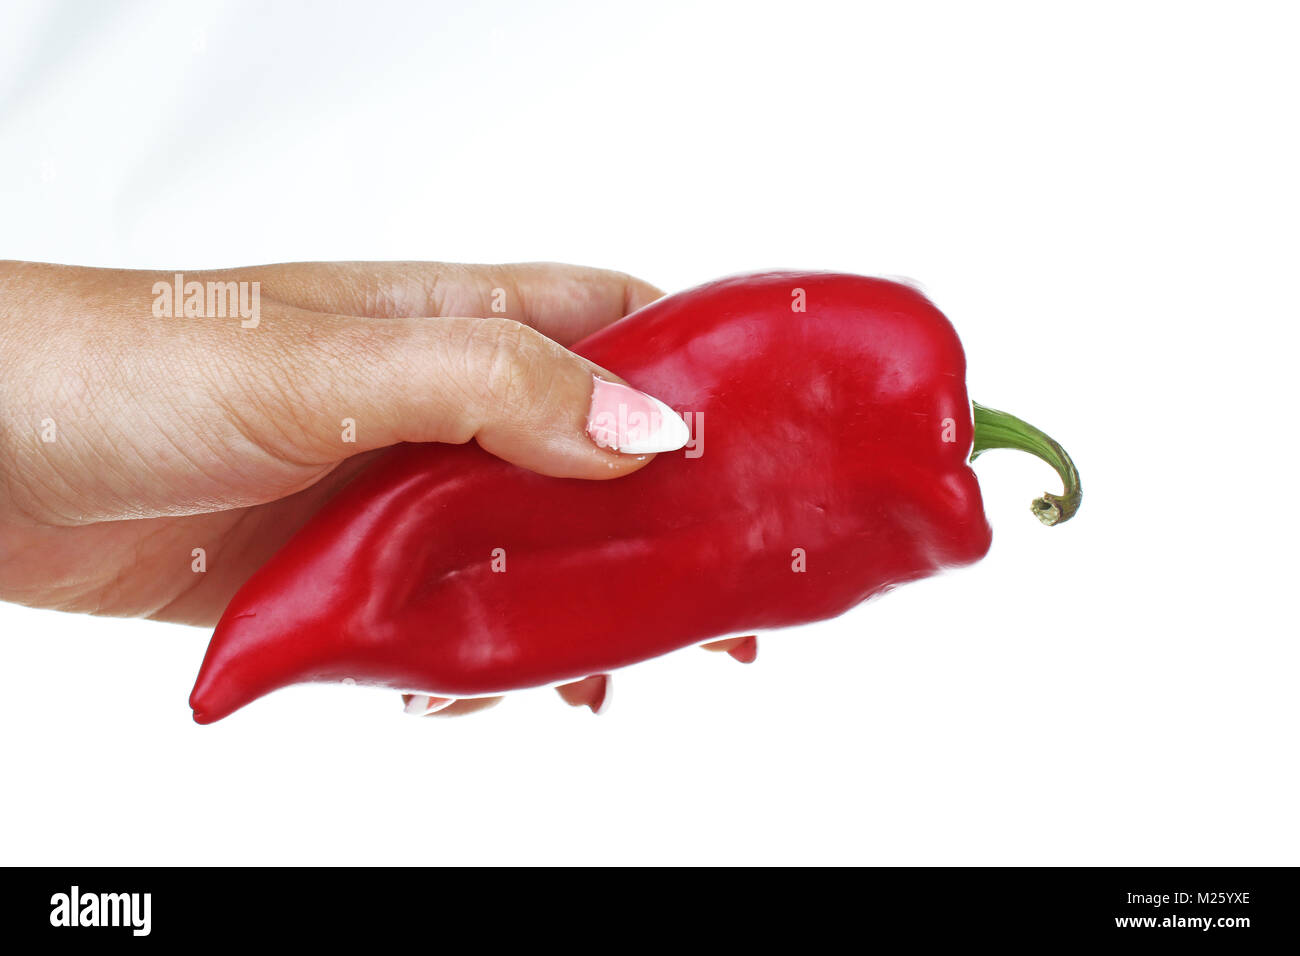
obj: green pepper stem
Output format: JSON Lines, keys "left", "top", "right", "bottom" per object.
{"left": 970, "top": 402, "right": 1081, "bottom": 526}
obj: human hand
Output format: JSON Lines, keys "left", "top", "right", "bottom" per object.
{"left": 0, "top": 260, "right": 679, "bottom": 643}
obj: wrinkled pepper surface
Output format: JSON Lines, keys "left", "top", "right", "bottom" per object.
{"left": 190, "top": 271, "right": 1081, "bottom": 723}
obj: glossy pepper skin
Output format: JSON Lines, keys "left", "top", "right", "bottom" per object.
{"left": 190, "top": 272, "right": 1053, "bottom": 723}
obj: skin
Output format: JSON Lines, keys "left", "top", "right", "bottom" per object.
{"left": 0, "top": 260, "right": 682, "bottom": 715}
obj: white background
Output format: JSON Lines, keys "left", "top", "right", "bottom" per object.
{"left": 1, "top": 0, "right": 1296, "bottom": 865}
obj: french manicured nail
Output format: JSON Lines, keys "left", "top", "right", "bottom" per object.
{"left": 586, "top": 377, "right": 689, "bottom": 454}
{"left": 403, "top": 694, "right": 454, "bottom": 716}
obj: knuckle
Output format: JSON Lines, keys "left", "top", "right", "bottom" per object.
{"left": 471, "top": 318, "right": 547, "bottom": 410}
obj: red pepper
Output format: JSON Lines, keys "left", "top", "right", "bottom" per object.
{"left": 189, "top": 271, "right": 1080, "bottom": 723}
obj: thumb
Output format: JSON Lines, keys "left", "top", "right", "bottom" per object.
{"left": 241, "top": 313, "right": 689, "bottom": 480}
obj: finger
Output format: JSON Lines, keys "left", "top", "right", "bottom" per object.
{"left": 401, "top": 694, "right": 503, "bottom": 718}
{"left": 427, "top": 697, "right": 504, "bottom": 718}
{"left": 222, "top": 261, "right": 664, "bottom": 345}
{"left": 225, "top": 309, "right": 690, "bottom": 479}
{"left": 701, "top": 635, "right": 758, "bottom": 663}
{"left": 556, "top": 674, "right": 610, "bottom": 714}
{"left": 401, "top": 694, "right": 455, "bottom": 716}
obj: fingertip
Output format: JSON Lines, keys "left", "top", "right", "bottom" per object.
{"left": 585, "top": 377, "right": 690, "bottom": 456}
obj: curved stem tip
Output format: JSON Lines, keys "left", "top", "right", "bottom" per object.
{"left": 970, "top": 402, "right": 1081, "bottom": 526}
